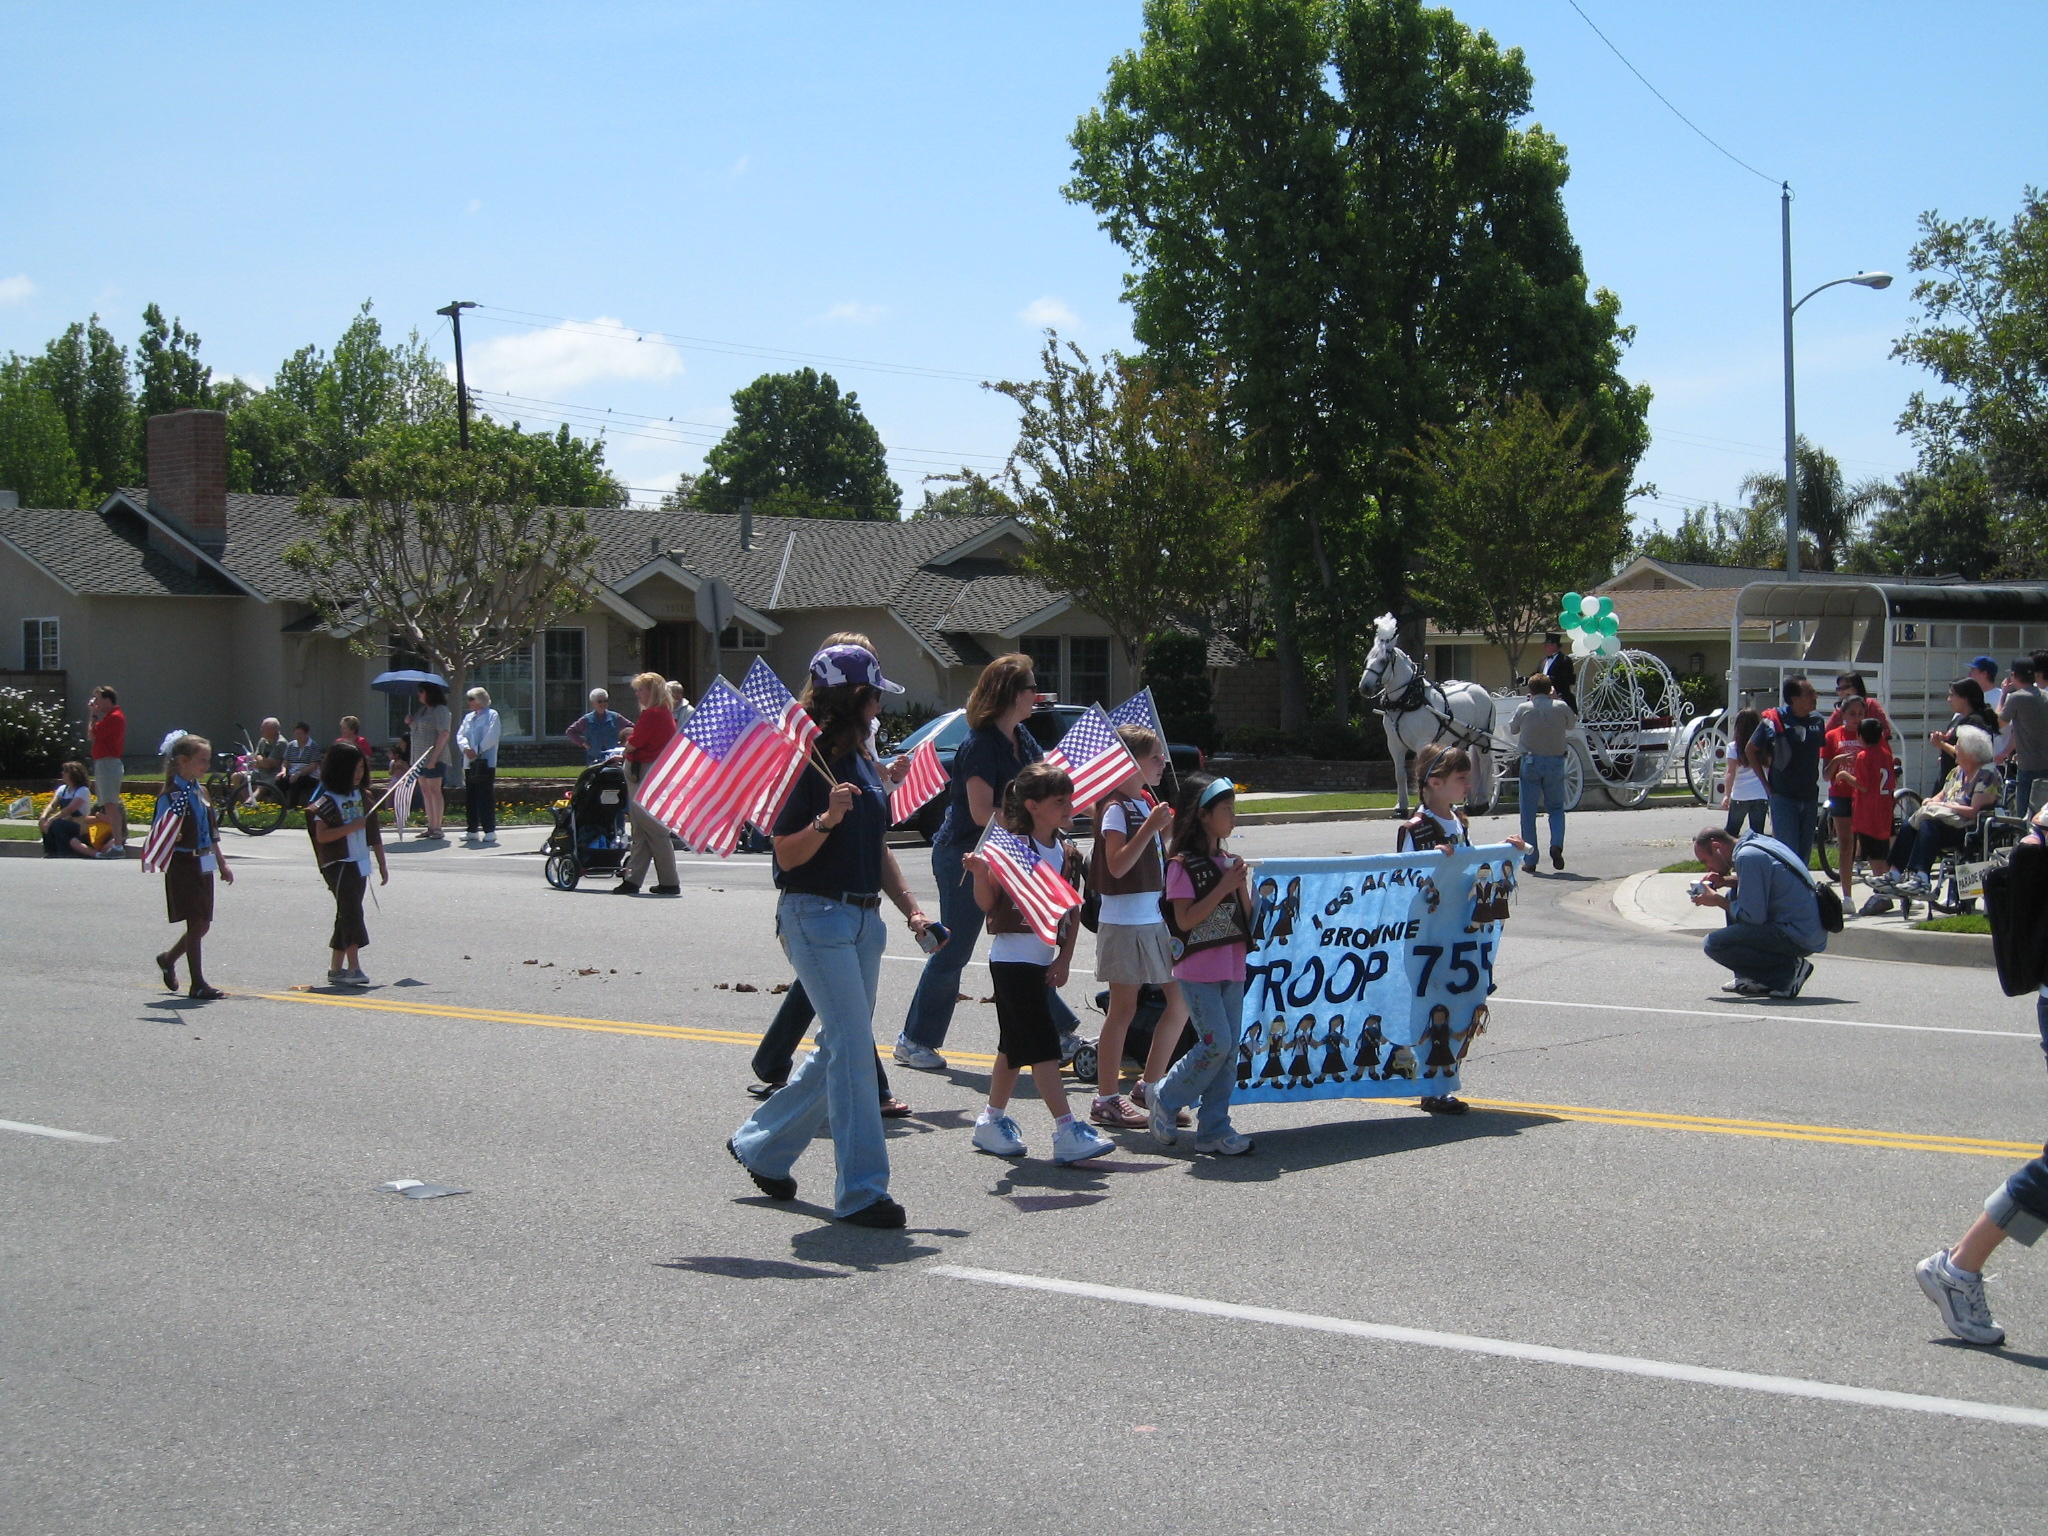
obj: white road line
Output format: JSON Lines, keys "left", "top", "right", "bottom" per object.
{"left": 1492, "top": 996, "right": 2034, "bottom": 1040}
{"left": 0, "top": 1118, "right": 115, "bottom": 1144}
{"left": 931, "top": 1265, "right": 2048, "bottom": 1430}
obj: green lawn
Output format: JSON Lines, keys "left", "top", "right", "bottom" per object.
{"left": 1235, "top": 792, "right": 1399, "bottom": 813}
{"left": 0, "top": 822, "right": 37, "bottom": 840}
{"left": 1913, "top": 913, "right": 1991, "bottom": 935}
{"left": 491, "top": 764, "right": 587, "bottom": 780}
{"left": 1660, "top": 848, "right": 1828, "bottom": 874}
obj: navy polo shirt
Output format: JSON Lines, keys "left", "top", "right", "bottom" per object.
{"left": 772, "top": 749, "right": 887, "bottom": 897}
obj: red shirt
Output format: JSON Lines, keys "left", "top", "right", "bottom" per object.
{"left": 1851, "top": 744, "right": 1896, "bottom": 840}
{"left": 90, "top": 707, "right": 125, "bottom": 760}
{"left": 623, "top": 705, "right": 676, "bottom": 766}
{"left": 1824, "top": 727, "right": 1861, "bottom": 801}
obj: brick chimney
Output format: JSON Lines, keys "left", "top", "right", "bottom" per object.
{"left": 147, "top": 409, "right": 229, "bottom": 551}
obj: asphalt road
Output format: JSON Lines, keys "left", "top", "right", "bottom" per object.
{"left": 6, "top": 798, "right": 2046, "bottom": 1533}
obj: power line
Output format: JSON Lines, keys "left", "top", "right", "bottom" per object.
{"left": 1564, "top": 1, "right": 1780, "bottom": 187}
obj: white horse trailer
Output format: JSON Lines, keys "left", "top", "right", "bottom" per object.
{"left": 1726, "top": 580, "right": 2048, "bottom": 792}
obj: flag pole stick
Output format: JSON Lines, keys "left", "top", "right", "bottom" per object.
{"left": 364, "top": 747, "right": 438, "bottom": 817}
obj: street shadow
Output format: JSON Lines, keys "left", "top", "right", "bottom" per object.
{"left": 654, "top": 1255, "right": 851, "bottom": 1281}
{"left": 1719, "top": 992, "right": 1855, "bottom": 1008}
{"left": 1183, "top": 1106, "right": 1560, "bottom": 1184}
{"left": 1929, "top": 1337, "right": 2048, "bottom": 1372}
{"left": 789, "top": 1221, "right": 963, "bottom": 1272}
{"left": 1007, "top": 1193, "right": 1110, "bottom": 1212}
{"left": 385, "top": 840, "right": 448, "bottom": 855}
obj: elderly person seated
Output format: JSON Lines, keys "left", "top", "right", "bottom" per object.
{"left": 1872, "top": 724, "right": 2004, "bottom": 898}
{"left": 282, "top": 721, "right": 324, "bottom": 806}
{"left": 566, "top": 688, "right": 630, "bottom": 764}
{"left": 231, "top": 718, "right": 287, "bottom": 804}
{"left": 39, "top": 761, "right": 100, "bottom": 858}
{"left": 1688, "top": 824, "right": 1828, "bottom": 999}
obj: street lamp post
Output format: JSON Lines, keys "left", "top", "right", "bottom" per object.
{"left": 1780, "top": 184, "right": 1891, "bottom": 575}
{"left": 436, "top": 301, "right": 479, "bottom": 450}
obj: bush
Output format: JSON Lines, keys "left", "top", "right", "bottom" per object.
{"left": 1143, "top": 631, "right": 1218, "bottom": 751}
{"left": 0, "top": 687, "right": 71, "bottom": 777}
{"left": 1220, "top": 725, "right": 1301, "bottom": 757}
{"left": 1302, "top": 716, "right": 1375, "bottom": 761}
{"left": 1676, "top": 672, "right": 1724, "bottom": 716}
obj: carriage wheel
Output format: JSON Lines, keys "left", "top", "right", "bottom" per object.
{"left": 1560, "top": 747, "right": 1586, "bottom": 812}
{"left": 1684, "top": 724, "right": 1729, "bottom": 805}
{"left": 1606, "top": 776, "right": 1656, "bottom": 809}
{"left": 1815, "top": 814, "right": 1838, "bottom": 881}
{"left": 544, "top": 852, "right": 581, "bottom": 890}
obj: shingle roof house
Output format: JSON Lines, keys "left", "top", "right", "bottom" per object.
{"left": 0, "top": 409, "right": 1166, "bottom": 759}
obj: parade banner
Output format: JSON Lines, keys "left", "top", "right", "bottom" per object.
{"left": 1236, "top": 846, "right": 1519, "bottom": 1103}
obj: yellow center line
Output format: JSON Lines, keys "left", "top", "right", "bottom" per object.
{"left": 256, "top": 992, "right": 2033, "bottom": 1159}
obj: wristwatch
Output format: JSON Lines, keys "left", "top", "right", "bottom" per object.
{"left": 812, "top": 815, "right": 830, "bottom": 834}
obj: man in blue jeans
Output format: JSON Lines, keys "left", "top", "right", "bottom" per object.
{"left": 1508, "top": 672, "right": 1578, "bottom": 872}
{"left": 1689, "top": 824, "right": 1826, "bottom": 999}
{"left": 1748, "top": 675, "right": 1824, "bottom": 863}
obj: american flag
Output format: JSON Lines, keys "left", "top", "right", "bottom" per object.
{"left": 140, "top": 788, "right": 190, "bottom": 874}
{"left": 1043, "top": 703, "right": 1139, "bottom": 808}
{"left": 891, "top": 735, "right": 949, "bottom": 817}
{"left": 979, "top": 823, "right": 1080, "bottom": 945}
{"left": 739, "top": 658, "right": 821, "bottom": 826}
{"left": 641, "top": 677, "right": 802, "bottom": 856}
{"left": 1107, "top": 687, "right": 1162, "bottom": 738}
{"left": 386, "top": 751, "right": 427, "bottom": 833}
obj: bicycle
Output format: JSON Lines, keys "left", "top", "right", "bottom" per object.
{"left": 203, "top": 729, "right": 291, "bottom": 836}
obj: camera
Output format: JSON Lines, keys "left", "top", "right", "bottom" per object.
{"left": 1687, "top": 881, "right": 1707, "bottom": 899}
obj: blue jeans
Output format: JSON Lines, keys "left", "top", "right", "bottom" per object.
{"left": 903, "top": 839, "right": 1078, "bottom": 1050}
{"left": 733, "top": 894, "right": 890, "bottom": 1217}
{"left": 2015, "top": 769, "right": 2046, "bottom": 818}
{"left": 750, "top": 980, "right": 894, "bottom": 1098}
{"left": 1155, "top": 978, "right": 1243, "bottom": 1143}
{"left": 1702, "top": 920, "right": 1809, "bottom": 992}
{"left": 1986, "top": 994, "right": 2048, "bottom": 1246}
{"left": 1768, "top": 794, "right": 1819, "bottom": 863}
{"left": 1519, "top": 753, "right": 1568, "bottom": 853}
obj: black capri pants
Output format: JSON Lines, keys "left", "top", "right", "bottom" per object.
{"left": 324, "top": 862, "right": 370, "bottom": 951}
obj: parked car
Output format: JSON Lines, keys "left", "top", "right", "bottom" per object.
{"left": 888, "top": 703, "right": 1206, "bottom": 843}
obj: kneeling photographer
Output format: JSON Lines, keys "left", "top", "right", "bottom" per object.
{"left": 1688, "top": 825, "right": 1831, "bottom": 1000}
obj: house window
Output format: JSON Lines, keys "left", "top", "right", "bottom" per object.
{"left": 471, "top": 646, "right": 535, "bottom": 741}
{"left": 542, "top": 628, "right": 586, "bottom": 737}
{"left": 1433, "top": 645, "right": 1473, "bottom": 680}
{"left": 21, "top": 618, "right": 59, "bottom": 671}
{"left": 719, "top": 620, "right": 770, "bottom": 652}
{"left": 1019, "top": 636, "right": 1061, "bottom": 700}
{"left": 1068, "top": 637, "right": 1111, "bottom": 706}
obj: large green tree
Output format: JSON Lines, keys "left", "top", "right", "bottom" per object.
{"left": 696, "top": 367, "right": 900, "bottom": 519}
{"left": 0, "top": 357, "right": 84, "bottom": 507}
{"left": 31, "top": 315, "right": 137, "bottom": 499}
{"left": 1735, "top": 438, "right": 1884, "bottom": 574}
{"left": 1067, "top": 0, "right": 1649, "bottom": 727}
{"left": 991, "top": 334, "right": 1276, "bottom": 674}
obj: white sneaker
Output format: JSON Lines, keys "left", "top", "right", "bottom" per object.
{"left": 971, "top": 1112, "right": 1026, "bottom": 1157}
{"left": 1721, "top": 977, "right": 1769, "bottom": 996}
{"left": 480, "top": 834, "right": 498, "bottom": 847}
{"left": 1917, "top": 1248, "right": 2004, "bottom": 1345}
{"left": 345, "top": 968, "right": 371, "bottom": 987}
{"left": 893, "top": 1035, "right": 947, "bottom": 1072}
{"left": 1770, "top": 957, "right": 1815, "bottom": 999}
{"left": 1719, "top": 977, "right": 1754, "bottom": 993}
{"left": 1147, "top": 1088, "right": 1178, "bottom": 1146}
{"left": 1193, "top": 1129, "right": 1255, "bottom": 1156}
{"left": 1051, "top": 1119, "right": 1115, "bottom": 1164}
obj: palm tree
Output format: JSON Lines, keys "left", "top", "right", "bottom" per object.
{"left": 1738, "top": 438, "right": 1886, "bottom": 572}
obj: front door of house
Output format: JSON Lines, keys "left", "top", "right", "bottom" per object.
{"left": 644, "top": 622, "right": 696, "bottom": 696}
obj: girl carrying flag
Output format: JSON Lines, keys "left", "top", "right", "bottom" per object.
{"left": 149, "top": 733, "right": 234, "bottom": 1000}
{"left": 304, "top": 741, "right": 389, "bottom": 986}
{"left": 964, "top": 762, "right": 1116, "bottom": 1166}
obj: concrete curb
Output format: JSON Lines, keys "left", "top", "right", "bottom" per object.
{"left": 1233, "top": 807, "right": 1401, "bottom": 827}
{"left": 0, "top": 840, "right": 134, "bottom": 860}
{"left": 1611, "top": 867, "right": 1993, "bottom": 969}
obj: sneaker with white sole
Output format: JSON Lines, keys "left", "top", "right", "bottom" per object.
{"left": 1090, "top": 1093, "right": 1149, "bottom": 1129}
{"left": 1131, "top": 1080, "right": 1192, "bottom": 1128}
{"left": 344, "top": 968, "right": 371, "bottom": 987}
{"left": 1052, "top": 1120, "right": 1115, "bottom": 1164}
{"left": 1146, "top": 1089, "right": 1178, "bottom": 1146}
{"left": 1857, "top": 893, "right": 1894, "bottom": 917}
{"left": 1721, "top": 977, "right": 1769, "bottom": 995}
{"left": 971, "top": 1112, "right": 1026, "bottom": 1157}
{"left": 1916, "top": 1248, "right": 2004, "bottom": 1345}
{"left": 893, "top": 1035, "right": 947, "bottom": 1072}
{"left": 1770, "top": 956, "right": 1815, "bottom": 999}
{"left": 1193, "top": 1129, "right": 1255, "bottom": 1156}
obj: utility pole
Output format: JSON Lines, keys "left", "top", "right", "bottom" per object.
{"left": 436, "top": 301, "right": 478, "bottom": 450}
{"left": 1779, "top": 188, "right": 1800, "bottom": 577}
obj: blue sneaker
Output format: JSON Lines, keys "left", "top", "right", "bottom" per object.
{"left": 971, "top": 1112, "right": 1026, "bottom": 1157}
{"left": 1052, "top": 1120, "right": 1115, "bottom": 1164}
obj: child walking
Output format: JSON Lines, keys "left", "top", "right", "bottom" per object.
{"left": 1149, "top": 774, "right": 1256, "bottom": 1155}
{"left": 304, "top": 741, "right": 389, "bottom": 986}
{"left": 965, "top": 762, "right": 1116, "bottom": 1165}
{"left": 1721, "top": 708, "right": 1768, "bottom": 836}
{"left": 1395, "top": 741, "right": 1524, "bottom": 1116}
{"left": 1089, "top": 725, "right": 1190, "bottom": 1129}
{"left": 152, "top": 734, "right": 234, "bottom": 1000}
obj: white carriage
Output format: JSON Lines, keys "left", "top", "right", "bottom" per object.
{"left": 1485, "top": 648, "right": 1714, "bottom": 813}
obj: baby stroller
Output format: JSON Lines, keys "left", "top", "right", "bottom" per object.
{"left": 542, "top": 756, "right": 630, "bottom": 890}
{"left": 1067, "top": 985, "right": 1196, "bottom": 1082}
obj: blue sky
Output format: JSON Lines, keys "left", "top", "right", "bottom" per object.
{"left": 2, "top": 2, "right": 2042, "bottom": 529}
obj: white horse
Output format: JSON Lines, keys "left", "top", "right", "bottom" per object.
{"left": 1357, "top": 613, "right": 1497, "bottom": 816}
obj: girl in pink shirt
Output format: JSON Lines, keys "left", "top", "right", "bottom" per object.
{"left": 1145, "top": 774, "right": 1256, "bottom": 1156}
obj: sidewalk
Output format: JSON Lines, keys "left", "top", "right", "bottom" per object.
{"left": 1612, "top": 868, "right": 1993, "bottom": 969}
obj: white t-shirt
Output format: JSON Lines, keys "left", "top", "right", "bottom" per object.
{"left": 1095, "top": 798, "right": 1167, "bottom": 927}
{"left": 52, "top": 783, "right": 91, "bottom": 817}
{"left": 987, "top": 835, "right": 1061, "bottom": 965}
{"left": 1724, "top": 742, "right": 1768, "bottom": 802}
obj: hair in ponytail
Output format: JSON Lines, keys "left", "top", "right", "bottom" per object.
{"left": 161, "top": 734, "right": 210, "bottom": 796}
{"left": 1169, "top": 771, "right": 1232, "bottom": 859}
{"left": 999, "top": 760, "right": 1072, "bottom": 835}
{"left": 1412, "top": 740, "right": 1471, "bottom": 788}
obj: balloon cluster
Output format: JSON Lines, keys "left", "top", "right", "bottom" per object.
{"left": 1558, "top": 592, "right": 1621, "bottom": 658}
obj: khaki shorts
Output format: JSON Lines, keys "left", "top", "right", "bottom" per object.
{"left": 1095, "top": 920, "right": 1176, "bottom": 985}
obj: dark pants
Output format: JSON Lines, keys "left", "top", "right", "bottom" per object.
{"left": 1725, "top": 799, "right": 1768, "bottom": 836}
{"left": 903, "top": 839, "right": 1080, "bottom": 1050}
{"left": 752, "top": 979, "right": 896, "bottom": 1099}
{"left": 1702, "top": 921, "right": 1809, "bottom": 992}
{"left": 1888, "top": 816, "right": 1965, "bottom": 875}
{"left": 323, "top": 862, "right": 369, "bottom": 950}
{"left": 465, "top": 762, "right": 496, "bottom": 835}
{"left": 1987, "top": 996, "right": 2048, "bottom": 1246}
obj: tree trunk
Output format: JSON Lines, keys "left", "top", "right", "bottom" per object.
{"left": 1274, "top": 593, "right": 1308, "bottom": 734}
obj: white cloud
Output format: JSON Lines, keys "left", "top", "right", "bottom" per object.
{"left": 821, "top": 301, "right": 886, "bottom": 324}
{"left": 466, "top": 316, "right": 684, "bottom": 396}
{"left": 731, "top": 154, "right": 751, "bottom": 177}
{"left": 1018, "top": 295, "right": 1077, "bottom": 331}
{"left": 0, "top": 274, "right": 36, "bottom": 306}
